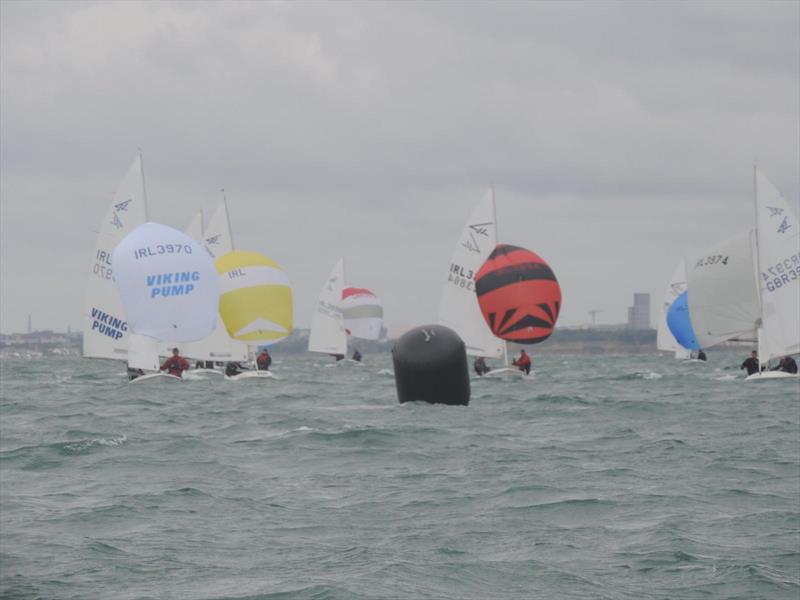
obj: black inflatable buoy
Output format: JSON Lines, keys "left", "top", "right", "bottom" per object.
{"left": 392, "top": 324, "right": 470, "bottom": 406}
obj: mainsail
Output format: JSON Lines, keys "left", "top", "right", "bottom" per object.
{"left": 438, "top": 191, "right": 504, "bottom": 358}
{"left": 308, "top": 258, "right": 348, "bottom": 355}
{"left": 754, "top": 168, "right": 800, "bottom": 362}
{"left": 82, "top": 154, "right": 148, "bottom": 361}
{"left": 686, "top": 231, "right": 760, "bottom": 349}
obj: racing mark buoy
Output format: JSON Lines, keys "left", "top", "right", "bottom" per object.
{"left": 392, "top": 324, "right": 470, "bottom": 406}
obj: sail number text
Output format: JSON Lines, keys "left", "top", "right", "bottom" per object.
{"left": 695, "top": 255, "right": 729, "bottom": 268}
{"left": 93, "top": 249, "right": 113, "bottom": 280}
{"left": 134, "top": 244, "right": 193, "bottom": 259}
{"left": 762, "top": 252, "right": 800, "bottom": 293}
{"left": 448, "top": 263, "right": 475, "bottom": 291}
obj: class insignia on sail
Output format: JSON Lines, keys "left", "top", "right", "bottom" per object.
{"left": 666, "top": 290, "right": 700, "bottom": 350}
{"left": 112, "top": 222, "right": 221, "bottom": 342}
{"left": 342, "top": 287, "right": 383, "bottom": 340}
{"left": 474, "top": 244, "right": 561, "bottom": 344}
{"left": 216, "top": 250, "right": 293, "bottom": 344}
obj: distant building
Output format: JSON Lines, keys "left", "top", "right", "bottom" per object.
{"left": 627, "top": 293, "right": 651, "bottom": 329}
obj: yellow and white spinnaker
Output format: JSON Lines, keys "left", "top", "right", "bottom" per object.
{"left": 216, "top": 251, "right": 293, "bottom": 344}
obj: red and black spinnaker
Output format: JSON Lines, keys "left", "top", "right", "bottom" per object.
{"left": 474, "top": 244, "right": 561, "bottom": 344}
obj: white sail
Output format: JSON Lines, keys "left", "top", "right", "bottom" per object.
{"left": 112, "top": 222, "right": 220, "bottom": 343}
{"left": 82, "top": 154, "right": 148, "bottom": 361}
{"left": 438, "top": 190, "right": 504, "bottom": 358}
{"left": 184, "top": 211, "right": 204, "bottom": 241}
{"left": 657, "top": 258, "right": 692, "bottom": 357}
{"left": 203, "top": 200, "right": 235, "bottom": 258}
{"left": 128, "top": 332, "right": 160, "bottom": 371}
{"left": 180, "top": 206, "right": 249, "bottom": 363}
{"left": 754, "top": 168, "right": 800, "bottom": 361}
{"left": 686, "top": 231, "right": 760, "bottom": 349}
{"left": 308, "top": 258, "right": 347, "bottom": 355}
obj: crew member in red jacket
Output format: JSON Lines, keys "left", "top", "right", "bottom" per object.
{"left": 512, "top": 349, "right": 531, "bottom": 375}
{"left": 161, "top": 348, "right": 190, "bottom": 377}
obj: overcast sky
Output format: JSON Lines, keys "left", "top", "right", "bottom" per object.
{"left": 1, "top": 0, "right": 798, "bottom": 335}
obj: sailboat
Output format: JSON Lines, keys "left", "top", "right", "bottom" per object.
{"left": 179, "top": 201, "right": 250, "bottom": 374}
{"left": 113, "top": 222, "right": 221, "bottom": 383}
{"left": 216, "top": 249, "right": 293, "bottom": 380}
{"left": 746, "top": 167, "right": 799, "bottom": 381}
{"left": 657, "top": 259, "right": 692, "bottom": 359}
{"left": 438, "top": 189, "right": 563, "bottom": 379}
{"left": 685, "top": 168, "right": 799, "bottom": 381}
{"left": 82, "top": 153, "right": 164, "bottom": 380}
{"left": 308, "top": 258, "right": 382, "bottom": 365}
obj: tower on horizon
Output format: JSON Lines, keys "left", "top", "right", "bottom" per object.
{"left": 627, "top": 293, "right": 651, "bottom": 329}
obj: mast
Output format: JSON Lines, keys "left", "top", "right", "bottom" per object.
{"left": 139, "top": 149, "right": 149, "bottom": 220}
{"left": 222, "top": 188, "right": 236, "bottom": 251}
{"left": 752, "top": 164, "right": 764, "bottom": 372}
{"left": 491, "top": 183, "right": 510, "bottom": 367}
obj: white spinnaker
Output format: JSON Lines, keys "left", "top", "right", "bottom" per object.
{"left": 181, "top": 207, "right": 249, "bottom": 362}
{"left": 83, "top": 154, "right": 148, "bottom": 361}
{"left": 203, "top": 200, "right": 235, "bottom": 258}
{"left": 308, "top": 258, "right": 348, "bottom": 355}
{"left": 686, "top": 231, "right": 760, "bottom": 349}
{"left": 657, "top": 258, "right": 691, "bottom": 357}
{"left": 755, "top": 168, "right": 800, "bottom": 362}
{"left": 342, "top": 288, "right": 383, "bottom": 340}
{"left": 438, "top": 191, "right": 504, "bottom": 358}
{"left": 112, "top": 222, "right": 220, "bottom": 342}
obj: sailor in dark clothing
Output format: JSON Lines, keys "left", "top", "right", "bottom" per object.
{"left": 352, "top": 349, "right": 362, "bottom": 362}
{"left": 225, "top": 361, "right": 246, "bottom": 377}
{"left": 473, "top": 357, "right": 490, "bottom": 376}
{"left": 697, "top": 349, "right": 707, "bottom": 361}
{"left": 740, "top": 350, "right": 760, "bottom": 376}
{"left": 127, "top": 367, "right": 145, "bottom": 381}
{"left": 256, "top": 349, "right": 272, "bottom": 371}
{"left": 773, "top": 355, "right": 798, "bottom": 374}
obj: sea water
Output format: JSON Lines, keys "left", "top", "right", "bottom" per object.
{"left": 1, "top": 352, "right": 798, "bottom": 599}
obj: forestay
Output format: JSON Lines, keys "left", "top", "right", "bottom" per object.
{"left": 112, "top": 222, "right": 220, "bottom": 342}
{"left": 686, "top": 232, "right": 760, "bottom": 348}
{"left": 342, "top": 287, "right": 383, "bottom": 340}
{"left": 657, "top": 259, "right": 691, "bottom": 358}
{"left": 755, "top": 168, "right": 800, "bottom": 361}
{"left": 438, "top": 191, "right": 504, "bottom": 358}
{"left": 309, "top": 258, "right": 348, "bottom": 355}
{"left": 82, "top": 154, "right": 148, "bottom": 361}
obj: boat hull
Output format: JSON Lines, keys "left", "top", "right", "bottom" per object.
{"left": 745, "top": 371, "right": 800, "bottom": 382}
{"left": 225, "top": 370, "right": 276, "bottom": 381}
{"left": 482, "top": 367, "right": 533, "bottom": 380}
{"left": 129, "top": 372, "right": 183, "bottom": 384}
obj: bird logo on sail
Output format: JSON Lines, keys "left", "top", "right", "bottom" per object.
{"left": 110, "top": 212, "right": 123, "bottom": 229}
{"left": 777, "top": 216, "right": 791, "bottom": 234}
{"left": 205, "top": 235, "right": 221, "bottom": 245}
{"left": 766, "top": 206, "right": 784, "bottom": 217}
{"left": 461, "top": 222, "right": 493, "bottom": 254}
{"left": 114, "top": 199, "right": 132, "bottom": 212}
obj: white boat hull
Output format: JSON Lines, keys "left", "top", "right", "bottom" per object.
{"left": 225, "top": 370, "right": 276, "bottom": 381}
{"left": 745, "top": 371, "right": 800, "bottom": 382}
{"left": 129, "top": 372, "right": 183, "bottom": 384}
{"left": 482, "top": 367, "right": 533, "bottom": 380}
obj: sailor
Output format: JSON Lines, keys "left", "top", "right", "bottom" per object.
{"left": 473, "top": 356, "right": 489, "bottom": 376}
{"left": 160, "top": 348, "right": 190, "bottom": 377}
{"left": 697, "top": 349, "right": 707, "bottom": 361}
{"left": 127, "top": 367, "right": 145, "bottom": 381}
{"left": 512, "top": 349, "right": 531, "bottom": 375}
{"left": 773, "top": 355, "right": 798, "bottom": 374}
{"left": 256, "top": 349, "right": 272, "bottom": 371}
{"left": 352, "top": 349, "right": 362, "bottom": 362}
{"left": 225, "top": 361, "right": 247, "bottom": 377}
{"left": 740, "top": 350, "right": 760, "bottom": 376}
